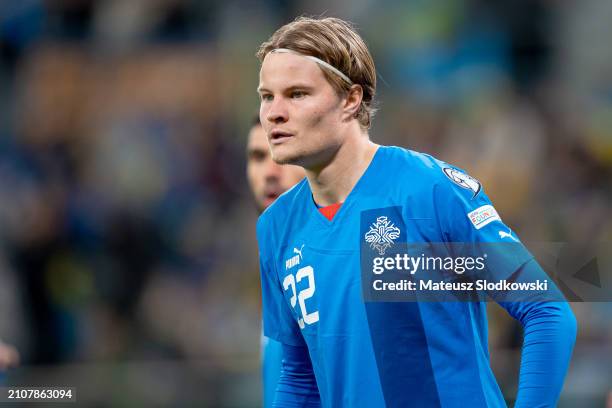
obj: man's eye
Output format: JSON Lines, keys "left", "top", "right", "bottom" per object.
{"left": 249, "top": 151, "right": 267, "bottom": 162}
{"left": 260, "top": 94, "right": 273, "bottom": 102}
{"left": 291, "top": 91, "right": 306, "bottom": 99}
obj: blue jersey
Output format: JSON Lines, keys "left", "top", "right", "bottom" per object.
{"left": 257, "top": 146, "right": 574, "bottom": 407}
{"left": 261, "top": 332, "right": 282, "bottom": 407}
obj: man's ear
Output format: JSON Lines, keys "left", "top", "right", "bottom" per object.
{"left": 342, "top": 84, "right": 363, "bottom": 121}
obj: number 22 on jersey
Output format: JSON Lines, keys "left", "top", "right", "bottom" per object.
{"left": 282, "top": 266, "right": 319, "bottom": 329}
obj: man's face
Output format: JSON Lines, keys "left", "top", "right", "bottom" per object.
{"left": 258, "top": 52, "right": 346, "bottom": 167}
{"left": 247, "top": 124, "right": 305, "bottom": 212}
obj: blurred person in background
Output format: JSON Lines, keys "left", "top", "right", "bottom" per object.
{"left": 246, "top": 114, "right": 305, "bottom": 407}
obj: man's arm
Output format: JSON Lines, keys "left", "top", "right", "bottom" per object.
{"left": 257, "top": 216, "right": 321, "bottom": 406}
{"left": 499, "top": 259, "right": 577, "bottom": 407}
{"left": 432, "top": 164, "right": 577, "bottom": 405}
{"left": 274, "top": 344, "right": 321, "bottom": 408}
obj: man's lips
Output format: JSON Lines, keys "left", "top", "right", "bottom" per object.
{"left": 270, "top": 129, "right": 293, "bottom": 144}
{"left": 263, "top": 191, "right": 280, "bottom": 206}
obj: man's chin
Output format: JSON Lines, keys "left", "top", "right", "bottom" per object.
{"left": 272, "top": 156, "right": 296, "bottom": 166}
{"left": 256, "top": 196, "right": 278, "bottom": 213}
{"left": 271, "top": 148, "right": 301, "bottom": 166}
{"left": 263, "top": 196, "right": 277, "bottom": 209}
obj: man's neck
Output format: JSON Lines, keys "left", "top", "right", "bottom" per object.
{"left": 305, "top": 133, "right": 378, "bottom": 207}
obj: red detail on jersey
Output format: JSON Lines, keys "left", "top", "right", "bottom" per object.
{"left": 319, "top": 202, "right": 343, "bottom": 221}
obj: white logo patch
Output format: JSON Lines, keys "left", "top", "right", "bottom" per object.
{"left": 499, "top": 228, "right": 518, "bottom": 241}
{"left": 285, "top": 244, "right": 304, "bottom": 270}
{"left": 443, "top": 167, "right": 481, "bottom": 198}
{"left": 468, "top": 205, "right": 501, "bottom": 230}
{"left": 293, "top": 244, "right": 305, "bottom": 260}
{"left": 365, "top": 216, "right": 401, "bottom": 255}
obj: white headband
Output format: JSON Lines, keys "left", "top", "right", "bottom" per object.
{"left": 270, "top": 48, "right": 353, "bottom": 85}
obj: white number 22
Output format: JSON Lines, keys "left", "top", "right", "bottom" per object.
{"left": 282, "top": 266, "right": 319, "bottom": 329}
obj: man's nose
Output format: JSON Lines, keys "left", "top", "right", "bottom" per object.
{"left": 266, "top": 97, "right": 288, "bottom": 124}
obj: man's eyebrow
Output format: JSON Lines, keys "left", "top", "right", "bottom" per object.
{"left": 257, "top": 84, "right": 314, "bottom": 93}
{"left": 285, "top": 85, "right": 314, "bottom": 91}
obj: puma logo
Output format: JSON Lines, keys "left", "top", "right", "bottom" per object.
{"left": 286, "top": 245, "right": 304, "bottom": 270}
{"left": 499, "top": 228, "right": 518, "bottom": 242}
{"left": 293, "top": 244, "right": 305, "bottom": 260}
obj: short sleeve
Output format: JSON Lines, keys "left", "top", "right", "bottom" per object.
{"left": 257, "top": 216, "right": 306, "bottom": 347}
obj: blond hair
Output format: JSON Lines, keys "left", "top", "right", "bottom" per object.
{"left": 257, "top": 16, "right": 377, "bottom": 129}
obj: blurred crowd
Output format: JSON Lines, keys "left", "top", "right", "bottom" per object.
{"left": 0, "top": 0, "right": 610, "bottom": 406}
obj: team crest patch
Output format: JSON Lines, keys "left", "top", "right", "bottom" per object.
{"left": 443, "top": 167, "right": 481, "bottom": 198}
{"left": 468, "top": 205, "right": 501, "bottom": 229}
{"left": 365, "top": 216, "right": 401, "bottom": 255}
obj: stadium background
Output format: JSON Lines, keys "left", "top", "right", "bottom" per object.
{"left": 0, "top": 0, "right": 610, "bottom": 406}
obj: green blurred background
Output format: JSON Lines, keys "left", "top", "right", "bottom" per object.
{"left": 0, "top": 0, "right": 610, "bottom": 406}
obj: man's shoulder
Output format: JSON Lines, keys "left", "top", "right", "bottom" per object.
{"left": 377, "top": 146, "right": 484, "bottom": 207}
{"left": 379, "top": 146, "right": 452, "bottom": 187}
{"left": 257, "top": 178, "right": 309, "bottom": 258}
{"left": 385, "top": 146, "right": 487, "bottom": 209}
{"left": 257, "top": 177, "right": 308, "bottom": 231}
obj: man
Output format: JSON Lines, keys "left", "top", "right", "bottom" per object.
{"left": 246, "top": 116, "right": 305, "bottom": 407}
{"left": 255, "top": 16, "right": 577, "bottom": 407}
